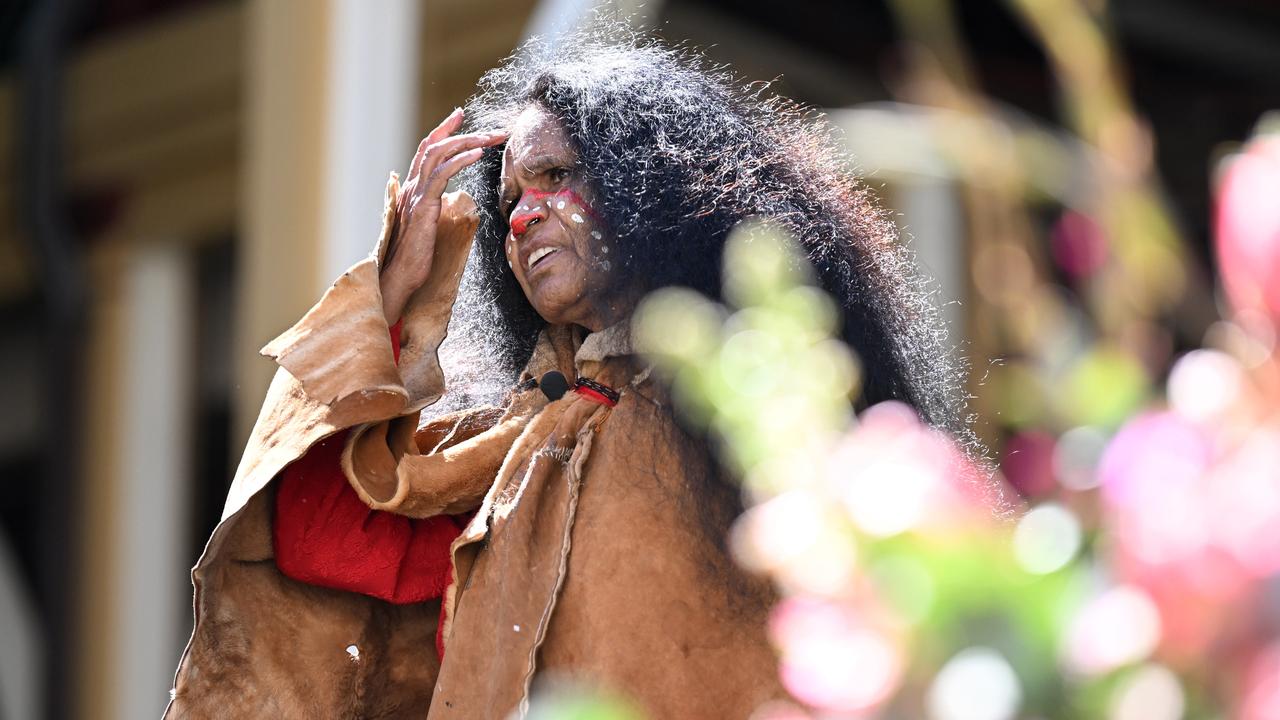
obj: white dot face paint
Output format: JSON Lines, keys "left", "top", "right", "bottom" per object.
{"left": 590, "top": 231, "right": 602, "bottom": 240}
{"left": 346, "top": 644, "right": 360, "bottom": 661}
{"left": 513, "top": 624, "right": 521, "bottom": 632}
{"left": 499, "top": 105, "right": 620, "bottom": 329}
{"left": 601, "top": 246, "right": 610, "bottom": 254}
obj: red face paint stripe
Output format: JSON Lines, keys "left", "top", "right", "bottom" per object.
{"left": 514, "top": 188, "right": 600, "bottom": 220}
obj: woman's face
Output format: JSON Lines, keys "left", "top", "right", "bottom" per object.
{"left": 499, "top": 104, "right": 622, "bottom": 331}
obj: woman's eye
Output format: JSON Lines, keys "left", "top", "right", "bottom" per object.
{"left": 549, "top": 167, "right": 570, "bottom": 184}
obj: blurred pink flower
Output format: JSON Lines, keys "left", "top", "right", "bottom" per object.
{"left": 1001, "top": 430, "right": 1057, "bottom": 498}
{"left": 1064, "top": 585, "right": 1162, "bottom": 675}
{"left": 1205, "top": 428, "right": 1280, "bottom": 577}
{"left": 1052, "top": 210, "right": 1109, "bottom": 280}
{"left": 732, "top": 490, "right": 858, "bottom": 596}
{"left": 829, "top": 401, "right": 997, "bottom": 537}
{"left": 1241, "top": 642, "right": 1280, "bottom": 720}
{"left": 1100, "top": 411, "right": 1280, "bottom": 581}
{"left": 1216, "top": 133, "right": 1280, "bottom": 325}
{"left": 1098, "top": 407, "right": 1280, "bottom": 659}
{"left": 770, "top": 596, "right": 903, "bottom": 713}
{"left": 1098, "top": 412, "right": 1214, "bottom": 567}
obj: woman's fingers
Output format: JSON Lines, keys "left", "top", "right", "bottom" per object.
{"left": 409, "top": 108, "right": 465, "bottom": 181}
{"left": 406, "top": 136, "right": 431, "bottom": 186}
{"left": 425, "top": 107, "right": 465, "bottom": 147}
{"left": 422, "top": 147, "right": 486, "bottom": 199}
{"left": 417, "top": 131, "right": 507, "bottom": 189}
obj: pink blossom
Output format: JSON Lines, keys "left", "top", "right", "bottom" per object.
{"left": 1241, "top": 643, "right": 1280, "bottom": 720}
{"left": 1216, "top": 133, "right": 1280, "bottom": 326}
{"left": 1097, "top": 406, "right": 1280, "bottom": 659}
{"left": 1052, "top": 210, "right": 1109, "bottom": 280}
{"left": 1001, "top": 430, "right": 1057, "bottom": 498}
{"left": 769, "top": 596, "right": 903, "bottom": 713}
{"left": 830, "top": 401, "right": 997, "bottom": 537}
{"left": 1098, "top": 412, "right": 1214, "bottom": 567}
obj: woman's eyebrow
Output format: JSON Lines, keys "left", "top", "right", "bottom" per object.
{"left": 500, "top": 154, "right": 573, "bottom": 208}
{"left": 518, "top": 154, "right": 569, "bottom": 174}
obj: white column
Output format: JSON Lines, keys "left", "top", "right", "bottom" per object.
{"left": 523, "top": 0, "right": 665, "bottom": 44}
{"left": 831, "top": 106, "right": 967, "bottom": 347}
{"left": 0, "top": 536, "right": 40, "bottom": 720}
{"left": 896, "top": 180, "right": 966, "bottom": 344}
{"left": 113, "top": 244, "right": 194, "bottom": 720}
{"left": 320, "top": 0, "right": 423, "bottom": 285}
{"left": 524, "top": 0, "right": 600, "bottom": 41}
{"left": 0, "top": 330, "right": 40, "bottom": 719}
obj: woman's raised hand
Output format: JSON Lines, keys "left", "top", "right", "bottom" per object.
{"left": 379, "top": 108, "right": 507, "bottom": 324}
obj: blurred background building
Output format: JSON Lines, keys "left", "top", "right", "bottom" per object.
{"left": 0, "top": 0, "right": 1278, "bottom": 718}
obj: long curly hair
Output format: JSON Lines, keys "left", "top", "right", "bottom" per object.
{"left": 439, "top": 29, "right": 968, "bottom": 441}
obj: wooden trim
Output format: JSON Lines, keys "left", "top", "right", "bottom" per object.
{"left": 0, "top": 3, "right": 243, "bottom": 302}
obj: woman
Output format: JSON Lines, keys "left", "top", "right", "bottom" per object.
{"left": 167, "top": 34, "right": 966, "bottom": 719}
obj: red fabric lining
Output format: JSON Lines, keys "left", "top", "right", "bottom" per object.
{"left": 388, "top": 318, "right": 403, "bottom": 363}
{"left": 273, "top": 319, "right": 464, "bottom": 659}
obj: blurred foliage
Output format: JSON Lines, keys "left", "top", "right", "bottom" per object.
{"left": 627, "top": 114, "right": 1280, "bottom": 720}
{"left": 524, "top": 683, "right": 646, "bottom": 720}
{"left": 636, "top": 225, "right": 1107, "bottom": 719}
{"left": 581, "top": 0, "right": 1280, "bottom": 717}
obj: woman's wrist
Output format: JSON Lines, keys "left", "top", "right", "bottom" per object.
{"left": 380, "top": 269, "right": 413, "bottom": 325}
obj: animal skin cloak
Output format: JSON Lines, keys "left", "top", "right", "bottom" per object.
{"left": 166, "top": 179, "right": 785, "bottom": 719}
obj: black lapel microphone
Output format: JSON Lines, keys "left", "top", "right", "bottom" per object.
{"left": 538, "top": 371, "right": 570, "bottom": 401}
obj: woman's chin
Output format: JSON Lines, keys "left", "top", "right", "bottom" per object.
{"left": 529, "top": 288, "right": 586, "bottom": 326}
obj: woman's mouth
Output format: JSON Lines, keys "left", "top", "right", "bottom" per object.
{"left": 527, "top": 246, "right": 558, "bottom": 271}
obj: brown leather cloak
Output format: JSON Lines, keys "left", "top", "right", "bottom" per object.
{"left": 166, "top": 179, "right": 785, "bottom": 719}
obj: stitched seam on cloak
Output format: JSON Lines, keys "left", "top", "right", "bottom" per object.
{"left": 440, "top": 405, "right": 556, "bottom": 651}
{"left": 517, "top": 411, "right": 601, "bottom": 716}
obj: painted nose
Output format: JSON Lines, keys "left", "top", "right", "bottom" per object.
{"left": 510, "top": 197, "right": 548, "bottom": 239}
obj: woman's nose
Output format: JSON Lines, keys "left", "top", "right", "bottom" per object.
{"left": 510, "top": 197, "right": 548, "bottom": 239}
